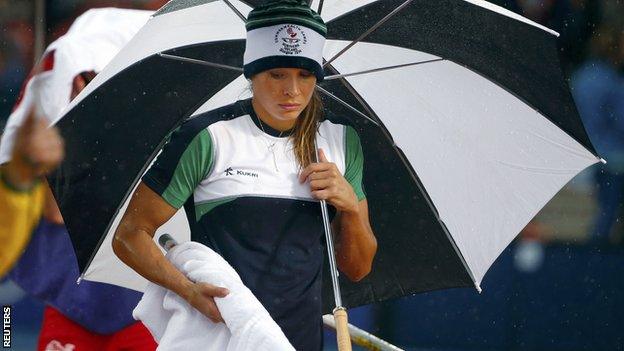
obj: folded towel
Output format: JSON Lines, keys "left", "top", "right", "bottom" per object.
{"left": 133, "top": 241, "right": 294, "bottom": 351}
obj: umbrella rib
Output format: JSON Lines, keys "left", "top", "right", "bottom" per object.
{"left": 325, "top": 63, "right": 383, "bottom": 128}
{"left": 324, "top": 58, "right": 444, "bottom": 80}
{"left": 323, "top": 0, "right": 414, "bottom": 68}
{"left": 158, "top": 53, "right": 244, "bottom": 72}
{"left": 315, "top": 85, "right": 379, "bottom": 126}
{"left": 221, "top": 0, "right": 246, "bottom": 22}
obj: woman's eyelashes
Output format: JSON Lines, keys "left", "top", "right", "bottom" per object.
{"left": 270, "top": 71, "right": 285, "bottom": 79}
{"left": 268, "top": 70, "right": 313, "bottom": 79}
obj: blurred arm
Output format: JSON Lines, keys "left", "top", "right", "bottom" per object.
{"left": 0, "top": 110, "right": 62, "bottom": 277}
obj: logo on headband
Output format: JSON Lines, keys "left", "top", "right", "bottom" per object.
{"left": 274, "top": 25, "right": 308, "bottom": 55}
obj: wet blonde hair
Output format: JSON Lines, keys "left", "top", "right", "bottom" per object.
{"left": 290, "top": 89, "right": 323, "bottom": 169}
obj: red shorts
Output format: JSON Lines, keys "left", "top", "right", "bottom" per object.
{"left": 38, "top": 306, "right": 157, "bottom": 351}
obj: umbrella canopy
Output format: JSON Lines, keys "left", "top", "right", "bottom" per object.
{"left": 49, "top": 0, "right": 601, "bottom": 311}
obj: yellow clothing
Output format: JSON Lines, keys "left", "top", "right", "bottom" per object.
{"left": 0, "top": 170, "right": 45, "bottom": 277}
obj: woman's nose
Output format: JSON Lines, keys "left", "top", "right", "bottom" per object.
{"left": 283, "top": 77, "right": 301, "bottom": 97}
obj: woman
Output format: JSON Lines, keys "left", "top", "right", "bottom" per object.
{"left": 113, "top": 1, "right": 377, "bottom": 350}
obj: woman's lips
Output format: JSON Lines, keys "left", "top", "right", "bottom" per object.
{"left": 279, "top": 103, "right": 301, "bottom": 111}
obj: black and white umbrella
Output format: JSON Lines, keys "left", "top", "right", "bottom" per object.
{"left": 50, "top": 0, "right": 601, "bottom": 313}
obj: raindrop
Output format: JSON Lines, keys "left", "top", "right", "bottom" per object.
{"left": 514, "top": 240, "right": 544, "bottom": 273}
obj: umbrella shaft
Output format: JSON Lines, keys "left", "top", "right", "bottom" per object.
{"left": 320, "top": 198, "right": 343, "bottom": 308}
{"left": 314, "top": 137, "right": 343, "bottom": 309}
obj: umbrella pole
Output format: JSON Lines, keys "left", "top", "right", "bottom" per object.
{"left": 314, "top": 138, "right": 352, "bottom": 351}
{"left": 322, "top": 315, "right": 404, "bottom": 351}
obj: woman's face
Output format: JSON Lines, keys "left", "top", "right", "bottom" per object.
{"left": 251, "top": 68, "right": 317, "bottom": 125}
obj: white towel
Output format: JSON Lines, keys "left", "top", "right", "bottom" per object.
{"left": 133, "top": 241, "right": 295, "bottom": 351}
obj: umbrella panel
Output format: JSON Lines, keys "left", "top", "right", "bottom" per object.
{"left": 326, "top": 0, "right": 596, "bottom": 156}
{"left": 49, "top": 41, "right": 245, "bottom": 271}
{"left": 318, "top": 77, "right": 473, "bottom": 312}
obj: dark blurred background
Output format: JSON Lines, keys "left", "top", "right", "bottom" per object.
{"left": 1, "top": 0, "right": 623, "bottom": 350}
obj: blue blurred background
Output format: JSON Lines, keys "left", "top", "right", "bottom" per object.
{"left": 1, "top": 0, "right": 623, "bottom": 350}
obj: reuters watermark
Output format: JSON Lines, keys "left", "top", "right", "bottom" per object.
{"left": 3, "top": 306, "right": 10, "bottom": 348}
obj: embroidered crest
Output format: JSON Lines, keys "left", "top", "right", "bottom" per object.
{"left": 274, "top": 24, "right": 308, "bottom": 55}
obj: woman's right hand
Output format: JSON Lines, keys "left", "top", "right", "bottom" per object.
{"left": 184, "top": 282, "right": 229, "bottom": 323}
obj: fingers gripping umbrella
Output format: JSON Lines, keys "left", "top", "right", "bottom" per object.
{"left": 49, "top": 0, "right": 601, "bottom": 345}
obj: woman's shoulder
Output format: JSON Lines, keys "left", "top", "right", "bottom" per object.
{"left": 320, "top": 112, "right": 364, "bottom": 142}
{"left": 320, "top": 111, "right": 354, "bottom": 129}
{"left": 183, "top": 100, "right": 251, "bottom": 130}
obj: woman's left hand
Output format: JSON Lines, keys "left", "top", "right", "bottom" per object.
{"left": 299, "top": 148, "right": 359, "bottom": 214}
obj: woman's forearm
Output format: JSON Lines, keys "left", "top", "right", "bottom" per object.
{"left": 112, "top": 184, "right": 227, "bottom": 322}
{"left": 334, "top": 202, "right": 377, "bottom": 282}
{"left": 112, "top": 224, "right": 193, "bottom": 300}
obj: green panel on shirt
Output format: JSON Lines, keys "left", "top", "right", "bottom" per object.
{"left": 344, "top": 126, "right": 366, "bottom": 201}
{"left": 195, "top": 197, "right": 237, "bottom": 222}
{"left": 161, "top": 129, "right": 213, "bottom": 209}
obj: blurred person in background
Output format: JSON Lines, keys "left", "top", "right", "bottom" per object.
{"left": 0, "top": 111, "right": 63, "bottom": 278}
{"left": 0, "top": 8, "right": 158, "bottom": 351}
{"left": 571, "top": 24, "right": 624, "bottom": 247}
